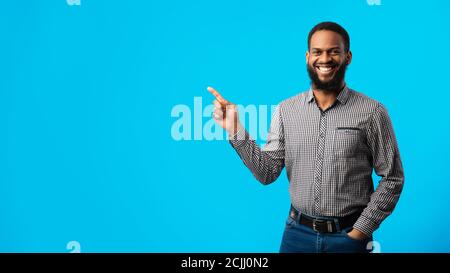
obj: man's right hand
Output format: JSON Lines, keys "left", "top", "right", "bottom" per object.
{"left": 207, "top": 86, "right": 240, "bottom": 136}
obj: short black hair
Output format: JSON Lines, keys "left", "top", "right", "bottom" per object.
{"left": 308, "top": 22, "right": 350, "bottom": 52}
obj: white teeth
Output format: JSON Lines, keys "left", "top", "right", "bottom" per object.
{"left": 317, "top": 66, "right": 333, "bottom": 72}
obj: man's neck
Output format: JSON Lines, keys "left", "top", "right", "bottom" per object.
{"left": 312, "top": 83, "right": 345, "bottom": 111}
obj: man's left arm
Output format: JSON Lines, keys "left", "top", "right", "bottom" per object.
{"left": 352, "top": 103, "right": 405, "bottom": 237}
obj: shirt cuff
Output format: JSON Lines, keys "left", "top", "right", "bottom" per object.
{"left": 228, "top": 124, "right": 248, "bottom": 148}
{"left": 353, "top": 215, "right": 379, "bottom": 237}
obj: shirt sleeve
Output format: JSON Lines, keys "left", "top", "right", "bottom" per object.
{"left": 353, "top": 103, "right": 405, "bottom": 236}
{"left": 228, "top": 105, "right": 285, "bottom": 185}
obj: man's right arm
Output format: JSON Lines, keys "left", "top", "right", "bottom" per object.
{"left": 208, "top": 86, "right": 285, "bottom": 185}
{"left": 228, "top": 106, "right": 285, "bottom": 185}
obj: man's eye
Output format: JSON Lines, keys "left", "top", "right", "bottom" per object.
{"left": 313, "top": 51, "right": 321, "bottom": 56}
{"left": 331, "top": 50, "right": 341, "bottom": 55}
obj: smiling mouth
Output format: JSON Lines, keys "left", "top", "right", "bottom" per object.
{"left": 315, "top": 64, "right": 337, "bottom": 74}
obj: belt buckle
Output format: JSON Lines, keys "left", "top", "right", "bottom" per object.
{"left": 312, "top": 219, "right": 325, "bottom": 232}
{"left": 312, "top": 219, "right": 333, "bottom": 233}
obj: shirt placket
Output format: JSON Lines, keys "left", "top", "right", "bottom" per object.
{"left": 313, "top": 110, "right": 327, "bottom": 215}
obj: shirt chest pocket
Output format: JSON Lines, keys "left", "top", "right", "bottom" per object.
{"left": 333, "top": 127, "right": 363, "bottom": 158}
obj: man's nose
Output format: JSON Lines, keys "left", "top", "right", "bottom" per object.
{"left": 318, "top": 52, "right": 332, "bottom": 63}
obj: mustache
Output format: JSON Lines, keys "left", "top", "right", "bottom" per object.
{"left": 313, "top": 61, "right": 338, "bottom": 67}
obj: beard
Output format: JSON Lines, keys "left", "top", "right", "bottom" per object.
{"left": 307, "top": 61, "right": 348, "bottom": 92}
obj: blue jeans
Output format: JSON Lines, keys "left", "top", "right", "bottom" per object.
{"left": 279, "top": 216, "right": 373, "bottom": 253}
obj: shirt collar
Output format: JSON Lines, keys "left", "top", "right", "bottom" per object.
{"left": 307, "top": 85, "right": 350, "bottom": 105}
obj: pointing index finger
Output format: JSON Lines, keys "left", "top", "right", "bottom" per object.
{"left": 207, "top": 86, "right": 227, "bottom": 104}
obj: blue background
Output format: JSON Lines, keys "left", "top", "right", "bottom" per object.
{"left": 1, "top": 0, "right": 449, "bottom": 252}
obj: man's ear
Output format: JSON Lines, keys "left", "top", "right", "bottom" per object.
{"left": 346, "top": 51, "right": 353, "bottom": 65}
{"left": 306, "top": 51, "right": 309, "bottom": 64}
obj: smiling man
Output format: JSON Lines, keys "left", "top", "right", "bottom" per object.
{"left": 208, "top": 22, "right": 404, "bottom": 253}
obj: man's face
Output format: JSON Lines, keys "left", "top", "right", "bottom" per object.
{"left": 306, "top": 30, "right": 352, "bottom": 92}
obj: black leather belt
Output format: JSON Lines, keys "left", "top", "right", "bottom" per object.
{"left": 289, "top": 205, "right": 362, "bottom": 233}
